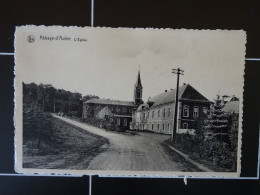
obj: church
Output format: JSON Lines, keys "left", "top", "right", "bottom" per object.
{"left": 82, "top": 70, "right": 143, "bottom": 130}
{"left": 82, "top": 69, "right": 212, "bottom": 133}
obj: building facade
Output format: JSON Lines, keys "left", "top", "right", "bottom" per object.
{"left": 82, "top": 99, "right": 136, "bottom": 130}
{"left": 131, "top": 84, "right": 212, "bottom": 134}
{"left": 82, "top": 70, "right": 143, "bottom": 130}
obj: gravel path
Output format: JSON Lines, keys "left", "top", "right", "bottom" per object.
{"left": 53, "top": 114, "right": 202, "bottom": 172}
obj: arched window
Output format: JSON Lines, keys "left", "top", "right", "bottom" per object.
{"left": 143, "top": 112, "right": 146, "bottom": 119}
{"left": 147, "top": 112, "right": 149, "bottom": 119}
{"left": 152, "top": 111, "right": 154, "bottom": 118}
{"left": 157, "top": 124, "right": 160, "bottom": 130}
{"left": 152, "top": 124, "right": 154, "bottom": 130}
{"left": 163, "top": 109, "right": 166, "bottom": 117}
{"left": 117, "top": 118, "right": 120, "bottom": 125}
{"left": 193, "top": 106, "right": 199, "bottom": 118}
{"left": 183, "top": 123, "right": 188, "bottom": 129}
{"left": 168, "top": 123, "right": 170, "bottom": 131}
{"left": 124, "top": 119, "right": 127, "bottom": 126}
{"left": 163, "top": 124, "right": 165, "bottom": 130}
{"left": 183, "top": 105, "right": 189, "bottom": 117}
{"left": 168, "top": 108, "right": 171, "bottom": 117}
{"left": 158, "top": 110, "right": 160, "bottom": 118}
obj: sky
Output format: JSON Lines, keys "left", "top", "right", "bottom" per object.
{"left": 16, "top": 26, "right": 246, "bottom": 102}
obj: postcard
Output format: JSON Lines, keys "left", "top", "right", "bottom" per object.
{"left": 14, "top": 26, "right": 246, "bottom": 177}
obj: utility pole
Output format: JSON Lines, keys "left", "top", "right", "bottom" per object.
{"left": 171, "top": 68, "right": 184, "bottom": 143}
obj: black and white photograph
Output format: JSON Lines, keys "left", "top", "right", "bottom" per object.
{"left": 14, "top": 26, "right": 246, "bottom": 177}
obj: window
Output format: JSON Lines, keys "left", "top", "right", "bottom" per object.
{"left": 117, "top": 118, "right": 120, "bottom": 125}
{"left": 123, "top": 108, "right": 126, "bottom": 112}
{"left": 183, "top": 105, "right": 189, "bottom": 117}
{"left": 124, "top": 119, "right": 127, "bottom": 126}
{"left": 157, "top": 124, "right": 160, "bottom": 130}
{"left": 193, "top": 106, "right": 199, "bottom": 118}
{"left": 203, "top": 107, "right": 208, "bottom": 115}
{"left": 163, "top": 124, "right": 165, "bottom": 130}
{"left": 168, "top": 123, "right": 170, "bottom": 131}
{"left": 163, "top": 109, "right": 166, "bottom": 117}
{"left": 183, "top": 123, "right": 188, "bottom": 129}
{"left": 147, "top": 112, "right": 149, "bottom": 119}
{"left": 152, "top": 124, "right": 154, "bottom": 130}
{"left": 152, "top": 111, "right": 154, "bottom": 118}
{"left": 143, "top": 112, "right": 146, "bottom": 119}
{"left": 158, "top": 110, "right": 160, "bottom": 118}
{"left": 168, "top": 108, "right": 171, "bottom": 117}
{"left": 110, "top": 118, "right": 113, "bottom": 122}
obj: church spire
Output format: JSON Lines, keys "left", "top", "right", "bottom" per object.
{"left": 135, "top": 69, "right": 142, "bottom": 87}
{"left": 134, "top": 68, "right": 143, "bottom": 105}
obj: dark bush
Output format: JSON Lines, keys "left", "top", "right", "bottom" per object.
{"left": 23, "top": 103, "right": 55, "bottom": 152}
{"left": 173, "top": 127, "right": 238, "bottom": 171}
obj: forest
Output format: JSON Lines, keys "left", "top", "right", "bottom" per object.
{"left": 23, "top": 82, "right": 99, "bottom": 117}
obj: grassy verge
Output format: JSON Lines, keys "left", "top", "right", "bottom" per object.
{"left": 161, "top": 142, "right": 203, "bottom": 172}
{"left": 164, "top": 138, "right": 234, "bottom": 172}
{"left": 23, "top": 105, "right": 109, "bottom": 169}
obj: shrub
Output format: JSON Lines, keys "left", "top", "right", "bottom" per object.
{"left": 173, "top": 130, "right": 237, "bottom": 171}
{"left": 23, "top": 103, "right": 55, "bottom": 151}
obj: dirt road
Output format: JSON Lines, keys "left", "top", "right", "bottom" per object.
{"left": 53, "top": 115, "right": 201, "bottom": 172}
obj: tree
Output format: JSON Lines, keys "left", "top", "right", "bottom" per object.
{"left": 204, "top": 94, "right": 230, "bottom": 142}
{"left": 228, "top": 113, "right": 239, "bottom": 151}
{"left": 194, "top": 116, "right": 207, "bottom": 141}
{"left": 82, "top": 95, "right": 99, "bottom": 102}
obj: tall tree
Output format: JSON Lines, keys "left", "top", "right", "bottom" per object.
{"left": 204, "top": 94, "right": 230, "bottom": 134}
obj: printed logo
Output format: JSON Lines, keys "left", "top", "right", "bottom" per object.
{"left": 27, "top": 35, "right": 35, "bottom": 43}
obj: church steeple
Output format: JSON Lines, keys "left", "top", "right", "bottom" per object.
{"left": 134, "top": 69, "right": 143, "bottom": 105}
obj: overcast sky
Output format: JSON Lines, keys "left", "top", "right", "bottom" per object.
{"left": 16, "top": 26, "right": 246, "bottom": 102}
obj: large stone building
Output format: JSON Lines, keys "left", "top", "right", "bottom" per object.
{"left": 82, "top": 71, "right": 143, "bottom": 130}
{"left": 131, "top": 83, "right": 212, "bottom": 134}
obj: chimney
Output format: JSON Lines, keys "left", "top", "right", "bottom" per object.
{"left": 165, "top": 90, "right": 167, "bottom": 93}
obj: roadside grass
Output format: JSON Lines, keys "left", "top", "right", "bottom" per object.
{"left": 164, "top": 139, "right": 232, "bottom": 172}
{"left": 161, "top": 142, "right": 203, "bottom": 172}
{"left": 23, "top": 107, "right": 109, "bottom": 169}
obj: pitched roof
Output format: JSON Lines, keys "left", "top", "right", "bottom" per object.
{"left": 149, "top": 84, "right": 187, "bottom": 107}
{"left": 137, "top": 84, "right": 211, "bottom": 110}
{"left": 85, "top": 98, "right": 135, "bottom": 106}
{"left": 222, "top": 101, "right": 239, "bottom": 113}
